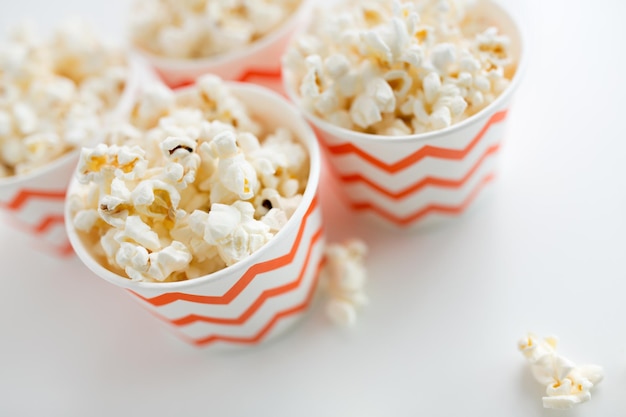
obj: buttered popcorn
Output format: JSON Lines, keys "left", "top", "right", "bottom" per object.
{"left": 321, "top": 240, "right": 368, "bottom": 326}
{"left": 0, "top": 20, "right": 128, "bottom": 177}
{"left": 130, "top": 0, "right": 302, "bottom": 59}
{"left": 283, "top": 0, "right": 516, "bottom": 135}
{"left": 518, "top": 334, "right": 604, "bottom": 410}
{"left": 69, "top": 75, "right": 309, "bottom": 283}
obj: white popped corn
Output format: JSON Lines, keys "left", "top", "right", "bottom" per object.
{"left": 283, "top": 0, "right": 517, "bottom": 135}
{"left": 321, "top": 239, "right": 368, "bottom": 327}
{"left": 518, "top": 333, "right": 604, "bottom": 410}
{"left": 70, "top": 75, "right": 310, "bottom": 283}
{"left": 0, "top": 20, "right": 128, "bottom": 178}
{"left": 130, "top": 0, "right": 303, "bottom": 59}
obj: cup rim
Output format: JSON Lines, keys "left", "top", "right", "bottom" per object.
{"left": 131, "top": 0, "right": 312, "bottom": 70}
{"left": 281, "top": 0, "right": 529, "bottom": 144}
{"left": 0, "top": 54, "right": 142, "bottom": 187}
{"left": 65, "top": 81, "right": 321, "bottom": 291}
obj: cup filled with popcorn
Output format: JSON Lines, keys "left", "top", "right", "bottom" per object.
{"left": 65, "top": 75, "right": 324, "bottom": 349}
{"left": 282, "top": 0, "right": 526, "bottom": 229}
{"left": 0, "top": 21, "right": 137, "bottom": 256}
{"left": 129, "top": 0, "right": 310, "bottom": 92}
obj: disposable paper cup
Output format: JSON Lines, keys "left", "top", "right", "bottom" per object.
{"left": 65, "top": 83, "right": 324, "bottom": 349}
{"left": 283, "top": 0, "right": 527, "bottom": 229}
{"left": 133, "top": 0, "right": 312, "bottom": 94}
{"left": 0, "top": 58, "right": 140, "bottom": 257}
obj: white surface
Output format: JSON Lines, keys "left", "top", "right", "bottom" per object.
{"left": 1, "top": 0, "right": 626, "bottom": 416}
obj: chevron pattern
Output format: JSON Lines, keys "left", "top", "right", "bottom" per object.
{"left": 0, "top": 187, "right": 73, "bottom": 257}
{"left": 340, "top": 144, "right": 500, "bottom": 200}
{"left": 315, "top": 108, "right": 509, "bottom": 227}
{"left": 126, "top": 195, "right": 324, "bottom": 347}
{"left": 238, "top": 67, "right": 282, "bottom": 82}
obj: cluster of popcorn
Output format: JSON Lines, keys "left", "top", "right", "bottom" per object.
{"left": 321, "top": 239, "right": 368, "bottom": 326}
{"left": 518, "top": 333, "right": 604, "bottom": 410}
{"left": 0, "top": 20, "right": 128, "bottom": 177}
{"left": 130, "top": 0, "right": 302, "bottom": 59}
{"left": 284, "top": 0, "right": 516, "bottom": 135}
{"left": 68, "top": 75, "right": 309, "bottom": 283}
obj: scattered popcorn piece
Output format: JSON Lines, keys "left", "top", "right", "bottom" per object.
{"left": 321, "top": 239, "right": 368, "bottom": 327}
{"left": 0, "top": 20, "right": 128, "bottom": 177}
{"left": 518, "top": 333, "right": 604, "bottom": 410}
{"left": 69, "top": 75, "right": 309, "bottom": 283}
{"left": 130, "top": 0, "right": 303, "bottom": 59}
{"left": 284, "top": 0, "right": 516, "bottom": 135}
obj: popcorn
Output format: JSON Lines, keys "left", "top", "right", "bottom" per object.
{"left": 518, "top": 333, "right": 604, "bottom": 410}
{"left": 204, "top": 201, "right": 273, "bottom": 266}
{"left": 0, "top": 21, "right": 128, "bottom": 178}
{"left": 77, "top": 144, "right": 148, "bottom": 186}
{"left": 130, "top": 83, "right": 175, "bottom": 130}
{"left": 321, "top": 240, "right": 368, "bottom": 327}
{"left": 209, "top": 131, "right": 259, "bottom": 201}
{"left": 130, "top": 0, "right": 303, "bottom": 59}
{"left": 284, "top": 0, "right": 516, "bottom": 135}
{"left": 146, "top": 241, "right": 193, "bottom": 281}
{"left": 70, "top": 75, "right": 310, "bottom": 283}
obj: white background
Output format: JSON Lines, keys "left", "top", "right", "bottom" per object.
{"left": 1, "top": 0, "right": 626, "bottom": 416}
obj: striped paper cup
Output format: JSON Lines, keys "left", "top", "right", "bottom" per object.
{"left": 133, "top": 0, "right": 312, "bottom": 94}
{"left": 65, "top": 83, "right": 324, "bottom": 349}
{"left": 0, "top": 59, "right": 140, "bottom": 257}
{"left": 283, "top": 0, "right": 527, "bottom": 229}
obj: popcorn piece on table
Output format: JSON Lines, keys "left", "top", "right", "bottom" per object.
{"left": 69, "top": 74, "right": 310, "bottom": 283}
{"left": 518, "top": 333, "right": 604, "bottom": 410}
{"left": 283, "top": 0, "right": 517, "bottom": 135}
{"left": 321, "top": 239, "right": 368, "bottom": 327}
{"left": 130, "top": 0, "right": 303, "bottom": 59}
{"left": 0, "top": 20, "right": 128, "bottom": 178}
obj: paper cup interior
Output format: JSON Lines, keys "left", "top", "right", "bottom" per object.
{"left": 66, "top": 81, "right": 321, "bottom": 292}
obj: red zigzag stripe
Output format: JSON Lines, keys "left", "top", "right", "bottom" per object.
{"left": 192, "top": 261, "right": 322, "bottom": 347}
{"left": 352, "top": 173, "right": 495, "bottom": 226}
{"left": 4, "top": 213, "right": 74, "bottom": 257}
{"left": 8, "top": 214, "right": 66, "bottom": 235}
{"left": 237, "top": 67, "right": 282, "bottom": 82}
{"left": 128, "top": 196, "right": 319, "bottom": 306}
{"left": 325, "top": 110, "right": 507, "bottom": 174}
{"left": 166, "top": 67, "right": 282, "bottom": 90}
{"left": 151, "top": 226, "right": 323, "bottom": 327}
{"left": 34, "top": 215, "right": 65, "bottom": 233}
{"left": 340, "top": 144, "right": 500, "bottom": 200}
{"left": 0, "top": 189, "right": 66, "bottom": 210}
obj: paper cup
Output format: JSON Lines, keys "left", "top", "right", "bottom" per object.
{"left": 283, "top": 0, "right": 527, "bottom": 229}
{"left": 65, "top": 82, "right": 324, "bottom": 349}
{"left": 133, "top": 0, "right": 312, "bottom": 94}
{"left": 0, "top": 58, "right": 140, "bottom": 256}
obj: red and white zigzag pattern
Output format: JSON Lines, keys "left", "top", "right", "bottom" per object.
{"left": 126, "top": 196, "right": 324, "bottom": 347}
{"left": 316, "top": 109, "right": 509, "bottom": 227}
{"left": 0, "top": 188, "right": 73, "bottom": 256}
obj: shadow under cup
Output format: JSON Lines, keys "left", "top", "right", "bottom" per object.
{"left": 66, "top": 83, "right": 325, "bottom": 349}
{"left": 283, "top": 0, "right": 527, "bottom": 230}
